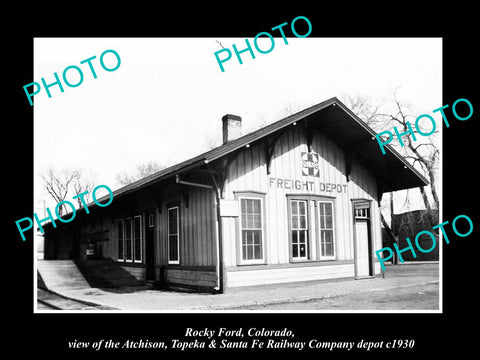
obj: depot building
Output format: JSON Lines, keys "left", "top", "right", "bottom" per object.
{"left": 43, "top": 97, "right": 428, "bottom": 293}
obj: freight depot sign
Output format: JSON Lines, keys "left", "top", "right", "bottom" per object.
{"left": 268, "top": 152, "right": 347, "bottom": 194}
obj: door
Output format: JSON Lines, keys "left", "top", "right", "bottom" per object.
{"left": 355, "top": 221, "right": 371, "bottom": 277}
{"left": 290, "top": 199, "right": 309, "bottom": 260}
{"left": 145, "top": 212, "right": 155, "bottom": 280}
{"left": 353, "top": 202, "right": 372, "bottom": 278}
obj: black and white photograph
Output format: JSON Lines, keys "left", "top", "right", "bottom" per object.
{"left": 9, "top": 7, "right": 478, "bottom": 356}
{"left": 32, "top": 37, "right": 442, "bottom": 313}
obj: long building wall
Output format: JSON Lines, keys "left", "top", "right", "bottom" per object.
{"left": 44, "top": 124, "right": 383, "bottom": 291}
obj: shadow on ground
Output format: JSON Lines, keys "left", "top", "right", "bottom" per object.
{"left": 37, "top": 272, "right": 47, "bottom": 290}
{"left": 72, "top": 259, "right": 152, "bottom": 293}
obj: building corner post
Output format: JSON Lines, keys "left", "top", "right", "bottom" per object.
{"left": 209, "top": 172, "right": 225, "bottom": 294}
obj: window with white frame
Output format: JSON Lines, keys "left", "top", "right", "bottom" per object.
{"left": 287, "top": 195, "right": 336, "bottom": 262}
{"left": 318, "top": 201, "right": 335, "bottom": 259}
{"left": 168, "top": 207, "right": 180, "bottom": 264}
{"left": 239, "top": 197, "right": 264, "bottom": 264}
{"left": 117, "top": 215, "right": 143, "bottom": 263}
{"left": 133, "top": 215, "right": 142, "bottom": 263}
{"left": 354, "top": 207, "right": 370, "bottom": 219}
{"left": 125, "top": 218, "right": 132, "bottom": 261}
{"left": 117, "top": 219, "right": 124, "bottom": 261}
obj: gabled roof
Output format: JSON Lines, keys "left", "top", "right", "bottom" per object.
{"left": 97, "top": 97, "right": 429, "bottom": 204}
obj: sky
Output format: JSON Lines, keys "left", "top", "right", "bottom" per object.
{"left": 33, "top": 37, "right": 442, "bottom": 219}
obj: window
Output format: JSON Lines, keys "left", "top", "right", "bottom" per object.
{"left": 287, "top": 195, "right": 336, "bottom": 262}
{"left": 117, "top": 219, "right": 124, "bottom": 261}
{"left": 168, "top": 207, "right": 180, "bottom": 264}
{"left": 290, "top": 199, "right": 309, "bottom": 260}
{"left": 125, "top": 218, "right": 132, "bottom": 261}
{"left": 318, "top": 201, "right": 335, "bottom": 259}
{"left": 117, "top": 215, "right": 143, "bottom": 263}
{"left": 239, "top": 198, "right": 264, "bottom": 263}
{"left": 133, "top": 215, "right": 142, "bottom": 263}
{"left": 355, "top": 207, "right": 370, "bottom": 219}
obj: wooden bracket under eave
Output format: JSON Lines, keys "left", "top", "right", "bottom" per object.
{"left": 265, "top": 128, "right": 288, "bottom": 175}
{"left": 303, "top": 121, "right": 314, "bottom": 153}
{"left": 345, "top": 152, "right": 353, "bottom": 182}
{"left": 265, "top": 141, "right": 275, "bottom": 175}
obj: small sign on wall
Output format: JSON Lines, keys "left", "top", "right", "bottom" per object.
{"left": 301, "top": 151, "right": 320, "bottom": 177}
{"left": 220, "top": 199, "right": 239, "bottom": 217}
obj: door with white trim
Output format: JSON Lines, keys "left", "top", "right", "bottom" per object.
{"left": 353, "top": 202, "right": 372, "bottom": 278}
{"left": 290, "top": 199, "right": 309, "bottom": 260}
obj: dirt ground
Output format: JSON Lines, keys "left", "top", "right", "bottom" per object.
{"left": 38, "top": 262, "right": 440, "bottom": 311}
{"left": 383, "top": 262, "right": 439, "bottom": 279}
{"left": 238, "top": 283, "right": 439, "bottom": 310}
{"left": 238, "top": 263, "right": 440, "bottom": 310}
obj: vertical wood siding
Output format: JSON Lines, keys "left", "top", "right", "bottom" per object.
{"left": 155, "top": 187, "right": 217, "bottom": 268}
{"left": 222, "top": 125, "right": 380, "bottom": 268}
{"left": 48, "top": 120, "right": 382, "bottom": 289}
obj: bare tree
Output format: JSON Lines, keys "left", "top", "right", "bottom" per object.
{"left": 41, "top": 167, "right": 87, "bottom": 216}
{"left": 343, "top": 92, "right": 440, "bottom": 214}
{"left": 72, "top": 171, "right": 96, "bottom": 208}
{"left": 341, "top": 94, "right": 382, "bottom": 130}
{"left": 116, "top": 161, "right": 166, "bottom": 186}
{"left": 342, "top": 91, "right": 440, "bottom": 265}
{"left": 376, "top": 94, "right": 440, "bottom": 227}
